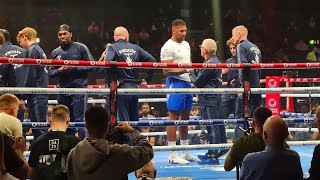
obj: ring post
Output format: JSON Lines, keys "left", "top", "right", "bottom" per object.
{"left": 243, "top": 63, "right": 251, "bottom": 133}
{"left": 109, "top": 61, "right": 118, "bottom": 128}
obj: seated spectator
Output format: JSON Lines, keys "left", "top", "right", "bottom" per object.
{"left": 224, "top": 106, "right": 272, "bottom": 171}
{"left": 240, "top": 116, "right": 303, "bottom": 180}
{"left": 0, "top": 94, "right": 22, "bottom": 137}
{"left": 0, "top": 132, "right": 31, "bottom": 180}
{"left": 140, "top": 102, "right": 155, "bottom": 146}
{"left": 28, "top": 105, "right": 80, "bottom": 180}
{"left": 306, "top": 45, "right": 319, "bottom": 62}
{"left": 135, "top": 160, "right": 156, "bottom": 180}
{"left": 307, "top": 106, "right": 320, "bottom": 180}
{"left": 67, "top": 105, "right": 154, "bottom": 179}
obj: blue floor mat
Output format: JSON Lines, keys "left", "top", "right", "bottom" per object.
{"left": 129, "top": 145, "right": 315, "bottom": 180}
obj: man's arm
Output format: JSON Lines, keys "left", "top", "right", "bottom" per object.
{"left": 224, "top": 150, "right": 238, "bottom": 171}
{"left": 194, "top": 69, "right": 219, "bottom": 88}
{"left": 115, "top": 124, "right": 154, "bottom": 173}
{"left": 224, "top": 138, "right": 243, "bottom": 171}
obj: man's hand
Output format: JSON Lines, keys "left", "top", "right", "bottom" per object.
{"left": 140, "top": 79, "right": 147, "bottom": 86}
{"left": 99, "top": 50, "right": 106, "bottom": 62}
{"left": 115, "top": 123, "right": 135, "bottom": 133}
{"left": 13, "top": 136, "right": 25, "bottom": 156}
{"left": 230, "top": 79, "right": 236, "bottom": 87}
{"left": 58, "top": 66, "right": 70, "bottom": 72}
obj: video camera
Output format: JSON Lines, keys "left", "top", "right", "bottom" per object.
{"left": 106, "top": 128, "right": 131, "bottom": 145}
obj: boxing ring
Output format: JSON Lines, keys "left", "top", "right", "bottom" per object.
{"left": 1, "top": 57, "right": 320, "bottom": 179}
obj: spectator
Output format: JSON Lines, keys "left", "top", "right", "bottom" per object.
{"left": 140, "top": 102, "right": 155, "bottom": 146}
{"left": 28, "top": 105, "right": 80, "bottom": 180}
{"left": 0, "top": 132, "right": 31, "bottom": 180}
{"left": 224, "top": 107, "right": 272, "bottom": 171}
{"left": 67, "top": 105, "right": 154, "bottom": 179}
{"left": 307, "top": 106, "right": 320, "bottom": 180}
{"left": 135, "top": 161, "right": 156, "bottom": 180}
{"left": 306, "top": 45, "right": 319, "bottom": 62}
{"left": 240, "top": 116, "right": 303, "bottom": 180}
{"left": 0, "top": 94, "right": 22, "bottom": 137}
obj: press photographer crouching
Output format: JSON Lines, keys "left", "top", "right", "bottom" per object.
{"left": 67, "top": 105, "right": 154, "bottom": 180}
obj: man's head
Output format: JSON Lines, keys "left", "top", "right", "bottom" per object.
{"left": 231, "top": 25, "right": 248, "bottom": 44}
{"left": 263, "top": 116, "right": 289, "bottom": 146}
{"left": 141, "top": 103, "right": 151, "bottom": 116}
{"left": 135, "top": 161, "right": 157, "bottom": 180}
{"left": 199, "top": 39, "right": 217, "bottom": 58}
{"left": 17, "top": 27, "right": 37, "bottom": 48}
{"left": 252, "top": 106, "right": 272, "bottom": 133}
{"left": 85, "top": 105, "right": 109, "bottom": 139}
{"left": 0, "top": 94, "right": 20, "bottom": 117}
{"left": 226, "top": 38, "right": 237, "bottom": 57}
{"left": 49, "top": 105, "right": 70, "bottom": 131}
{"left": 0, "top": 29, "right": 10, "bottom": 42}
{"left": 171, "top": 19, "right": 187, "bottom": 43}
{"left": 315, "top": 106, "right": 320, "bottom": 131}
{"left": 113, "top": 26, "right": 129, "bottom": 42}
{"left": 58, "top": 24, "right": 73, "bottom": 45}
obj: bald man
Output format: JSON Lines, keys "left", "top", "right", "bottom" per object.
{"left": 104, "top": 26, "right": 155, "bottom": 122}
{"left": 307, "top": 106, "right": 320, "bottom": 179}
{"left": 231, "top": 25, "right": 262, "bottom": 138}
{"left": 191, "top": 39, "right": 226, "bottom": 165}
{"left": 240, "top": 116, "right": 303, "bottom": 180}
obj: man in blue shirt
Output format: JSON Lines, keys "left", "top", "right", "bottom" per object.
{"left": 104, "top": 26, "right": 155, "bottom": 122}
{"left": 192, "top": 39, "right": 227, "bottom": 165}
{"left": 231, "top": 25, "right": 262, "bottom": 138}
{"left": 0, "top": 31, "right": 15, "bottom": 87}
{"left": 0, "top": 29, "right": 27, "bottom": 121}
{"left": 49, "top": 24, "right": 94, "bottom": 139}
{"left": 221, "top": 38, "right": 238, "bottom": 119}
{"left": 240, "top": 116, "right": 303, "bottom": 180}
{"left": 17, "top": 27, "right": 49, "bottom": 138}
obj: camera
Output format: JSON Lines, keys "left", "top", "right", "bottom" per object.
{"left": 106, "top": 129, "right": 131, "bottom": 145}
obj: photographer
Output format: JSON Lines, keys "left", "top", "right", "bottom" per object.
{"left": 67, "top": 105, "right": 154, "bottom": 180}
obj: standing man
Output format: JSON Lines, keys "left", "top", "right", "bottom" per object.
{"left": 231, "top": 25, "right": 262, "bottom": 137}
{"left": 49, "top": 24, "right": 94, "bottom": 139}
{"left": 192, "top": 39, "right": 227, "bottom": 165}
{"left": 0, "top": 29, "right": 27, "bottom": 121}
{"left": 0, "top": 31, "right": 15, "bottom": 87}
{"left": 17, "top": 27, "right": 48, "bottom": 138}
{"left": 160, "top": 19, "right": 200, "bottom": 164}
{"left": 221, "top": 38, "right": 238, "bottom": 119}
{"left": 104, "top": 26, "right": 155, "bottom": 122}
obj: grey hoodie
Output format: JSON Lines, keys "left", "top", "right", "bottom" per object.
{"left": 67, "top": 130, "right": 154, "bottom": 180}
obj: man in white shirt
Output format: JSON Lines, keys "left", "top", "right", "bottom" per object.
{"left": 160, "top": 19, "right": 200, "bottom": 164}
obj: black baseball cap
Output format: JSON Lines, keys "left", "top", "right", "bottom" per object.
{"left": 58, "top": 24, "right": 72, "bottom": 32}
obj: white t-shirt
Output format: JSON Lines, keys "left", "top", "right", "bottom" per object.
{"left": 0, "top": 112, "right": 22, "bottom": 137}
{"left": 160, "top": 39, "right": 191, "bottom": 82}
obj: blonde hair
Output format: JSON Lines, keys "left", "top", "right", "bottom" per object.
{"left": 17, "top": 27, "right": 37, "bottom": 41}
{"left": 201, "top": 39, "right": 217, "bottom": 55}
{"left": 226, "top": 38, "right": 236, "bottom": 46}
{"left": 0, "top": 94, "right": 20, "bottom": 113}
{"left": 0, "top": 32, "right": 4, "bottom": 45}
{"left": 232, "top": 25, "right": 248, "bottom": 37}
{"left": 52, "top": 105, "right": 70, "bottom": 122}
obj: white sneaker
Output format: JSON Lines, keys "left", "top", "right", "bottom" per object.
{"left": 168, "top": 151, "right": 190, "bottom": 164}
{"left": 181, "top": 151, "right": 201, "bottom": 162}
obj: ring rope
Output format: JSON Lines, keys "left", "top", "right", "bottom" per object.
{"left": 3, "top": 87, "right": 320, "bottom": 95}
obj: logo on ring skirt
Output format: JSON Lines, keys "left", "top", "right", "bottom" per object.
{"left": 267, "top": 98, "right": 277, "bottom": 108}
{"left": 267, "top": 79, "right": 277, "bottom": 88}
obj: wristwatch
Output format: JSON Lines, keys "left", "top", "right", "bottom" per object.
{"left": 0, "top": 168, "right": 7, "bottom": 175}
